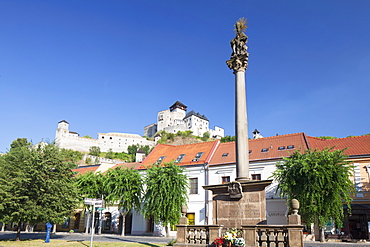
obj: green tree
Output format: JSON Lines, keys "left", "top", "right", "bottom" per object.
{"left": 220, "top": 135, "right": 236, "bottom": 143}
{"left": 318, "top": 136, "right": 338, "bottom": 140}
{"left": 201, "top": 132, "right": 210, "bottom": 141}
{"left": 105, "top": 149, "right": 114, "bottom": 159}
{"left": 60, "top": 149, "right": 83, "bottom": 164}
{"left": 75, "top": 171, "right": 106, "bottom": 234}
{"left": 143, "top": 162, "right": 188, "bottom": 237}
{"left": 104, "top": 168, "right": 143, "bottom": 236}
{"left": 113, "top": 152, "right": 132, "bottom": 162}
{"left": 0, "top": 142, "right": 80, "bottom": 241}
{"left": 75, "top": 172, "right": 106, "bottom": 199}
{"left": 271, "top": 148, "right": 355, "bottom": 241}
{"left": 9, "top": 138, "right": 31, "bottom": 151}
{"left": 127, "top": 144, "right": 152, "bottom": 162}
{"left": 89, "top": 146, "right": 101, "bottom": 157}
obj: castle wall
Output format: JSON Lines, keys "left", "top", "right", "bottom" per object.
{"left": 55, "top": 121, "right": 155, "bottom": 153}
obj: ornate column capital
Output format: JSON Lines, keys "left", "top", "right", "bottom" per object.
{"left": 226, "top": 18, "right": 249, "bottom": 72}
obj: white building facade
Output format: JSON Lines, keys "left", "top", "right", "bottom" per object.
{"left": 55, "top": 120, "right": 155, "bottom": 153}
{"left": 144, "top": 101, "right": 225, "bottom": 139}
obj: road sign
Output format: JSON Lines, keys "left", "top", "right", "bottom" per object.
{"left": 84, "top": 198, "right": 104, "bottom": 207}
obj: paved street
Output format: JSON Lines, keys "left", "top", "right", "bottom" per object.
{"left": 1, "top": 231, "right": 370, "bottom": 247}
{"left": 305, "top": 242, "right": 370, "bottom": 247}
{"left": 0, "top": 231, "right": 173, "bottom": 245}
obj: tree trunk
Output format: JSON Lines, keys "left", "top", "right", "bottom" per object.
{"left": 1, "top": 222, "right": 5, "bottom": 232}
{"left": 15, "top": 222, "right": 21, "bottom": 241}
{"left": 319, "top": 227, "right": 325, "bottom": 242}
{"left": 120, "top": 213, "right": 126, "bottom": 236}
{"left": 25, "top": 223, "right": 33, "bottom": 232}
{"left": 85, "top": 211, "right": 90, "bottom": 234}
{"left": 165, "top": 224, "right": 170, "bottom": 238}
{"left": 52, "top": 223, "right": 57, "bottom": 233}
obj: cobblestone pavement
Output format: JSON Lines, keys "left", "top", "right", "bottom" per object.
{"left": 1, "top": 231, "right": 370, "bottom": 246}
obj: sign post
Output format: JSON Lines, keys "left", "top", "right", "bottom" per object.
{"left": 84, "top": 198, "right": 104, "bottom": 247}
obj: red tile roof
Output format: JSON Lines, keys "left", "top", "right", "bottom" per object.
{"left": 110, "top": 162, "right": 142, "bottom": 170}
{"left": 138, "top": 140, "right": 219, "bottom": 169}
{"left": 72, "top": 165, "right": 100, "bottom": 176}
{"left": 307, "top": 135, "right": 370, "bottom": 156}
{"left": 209, "top": 133, "right": 310, "bottom": 165}
{"left": 209, "top": 133, "right": 370, "bottom": 166}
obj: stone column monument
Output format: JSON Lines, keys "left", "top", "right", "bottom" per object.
{"left": 226, "top": 17, "right": 250, "bottom": 181}
{"left": 203, "top": 18, "right": 271, "bottom": 228}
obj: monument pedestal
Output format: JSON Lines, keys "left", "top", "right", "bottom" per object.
{"left": 204, "top": 180, "right": 272, "bottom": 229}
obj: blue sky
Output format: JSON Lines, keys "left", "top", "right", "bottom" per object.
{"left": 1, "top": 0, "right": 369, "bottom": 152}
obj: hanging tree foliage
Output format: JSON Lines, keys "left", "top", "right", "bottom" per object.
{"left": 104, "top": 167, "right": 143, "bottom": 236}
{"left": 143, "top": 162, "right": 188, "bottom": 236}
{"left": 271, "top": 148, "right": 355, "bottom": 227}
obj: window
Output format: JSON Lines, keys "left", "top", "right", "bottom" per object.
{"left": 251, "top": 174, "right": 261, "bottom": 180}
{"left": 156, "top": 156, "right": 166, "bottom": 164}
{"left": 110, "top": 137, "right": 112, "bottom": 140}
{"left": 186, "top": 213, "right": 195, "bottom": 225}
{"left": 192, "top": 152, "right": 204, "bottom": 161}
{"left": 189, "top": 178, "right": 198, "bottom": 194}
{"left": 249, "top": 150, "right": 252, "bottom": 154}
{"left": 287, "top": 145, "right": 295, "bottom": 149}
{"left": 222, "top": 176, "right": 230, "bottom": 184}
{"left": 222, "top": 153, "right": 229, "bottom": 157}
{"left": 278, "top": 146, "right": 286, "bottom": 151}
{"left": 102, "top": 136, "right": 104, "bottom": 139}
{"left": 261, "top": 148, "right": 269, "bottom": 152}
{"left": 175, "top": 154, "right": 186, "bottom": 163}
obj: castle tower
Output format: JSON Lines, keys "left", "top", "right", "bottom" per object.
{"left": 169, "top": 101, "right": 187, "bottom": 113}
{"left": 55, "top": 120, "right": 69, "bottom": 146}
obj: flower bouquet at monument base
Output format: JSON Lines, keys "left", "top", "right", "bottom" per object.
{"left": 213, "top": 229, "right": 245, "bottom": 247}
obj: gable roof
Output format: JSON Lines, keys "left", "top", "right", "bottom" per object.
{"left": 307, "top": 135, "right": 370, "bottom": 157}
{"left": 209, "top": 133, "right": 310, "bottom": 165}
{"left": 138, "top": 140, "right": 219, "bottom": 169}
{"left": 184, "top": 110, "right": 209, "bottom": 121}
{"left": 110, "top": 162, "right": 142, "bottom": 170}
{"left": 72, "top": 165, "right": 100, "bottom": 176}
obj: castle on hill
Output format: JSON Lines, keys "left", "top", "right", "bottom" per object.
{"left": 55, "top": 120, "right": 155, "bottom": 153}
{"left": 144, "top": 101, "right": 224, "bottom": 139}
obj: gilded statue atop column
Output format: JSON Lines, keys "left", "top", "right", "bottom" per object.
{"left": 226, "top": 18, "right": 249, "bottom": 72}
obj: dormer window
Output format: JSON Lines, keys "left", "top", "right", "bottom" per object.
{"left": 222, "top": 153, "right": 229, "bottom": 157}
{"left": 287, "top": 145, "right": 295, "bottom": 150}
{"left": 175, "top": 154, "right": 186, "bottom": 163}
{"left": 192, "top": 152, "right": 204, "bottom": 162}
{"left": 278, "top": 146, "right": 286, "bottom": 151}
{"left": 261, "top": 148, "right": 269, "bottom": 153}
{"left": 156, "top": 156, "right": 166, "bottom": 164}
{"left": 249, "top": 150, "right": 252, "bottom": 154}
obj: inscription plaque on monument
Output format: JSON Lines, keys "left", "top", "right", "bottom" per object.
{"left": 204, "top": 180, "right": 271, "bottom": 228}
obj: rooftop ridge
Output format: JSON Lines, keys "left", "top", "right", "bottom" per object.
{"left": 159, "top": 140, "right": 219, "bottom": 148}
{"left": 249, "top": 132, "right": 306, "bottom": 141}
{"left": 308, "top": 135, "right": 370, "bottom": 141}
